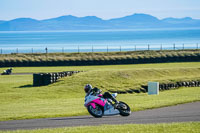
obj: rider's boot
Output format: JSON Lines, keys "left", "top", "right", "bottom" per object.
{"left": 103, "top": 92, "right": 119, "bottom": 108}
{"left": 110, "top": 97, "right": 119, "bottom": 108}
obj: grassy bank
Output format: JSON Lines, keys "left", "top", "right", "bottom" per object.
{"left": 1, "top": 122, "right": 200, "bottom": 133}
{"left": 0, "top": 86, "right": 199, "bottom": 121}
{"left": 0, "top": 62, "right": 200, "bottom": 121}
{"left": 0, "top": 49, "right": 200, "bottom": 67}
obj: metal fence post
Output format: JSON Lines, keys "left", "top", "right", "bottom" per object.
{"left": 92, "top": 46, "right": 93, "bottom": 53}
{"left": 62, "top": 47, "right": 64, "bottom": 53}
{"left": 16, "top": 48, "right": 18, "bottom": 53}
{"left": 182, "top": 44, "right": 184, "bottom": 50}
{"left": 135, "top": 45, "right": 136, "bottom": 51}
{"left": 32, "top": 48, "right": 33, "bottom": 54}
{"left": 160, "top": 44, "right": 162, "bottom": 50}
{"left": 173, "top": 44, "right": 176, "bottom": 50}
{"left": 107, "top": 45, "right": 108, "bottom": 53}
{"left": 45, "top": 47, "right": 48, "bottom": 54}
{"left": 1, "top": 48, "right": 2, "bottom": 54}
{"left": 148, "top": 44, "right": 150, "bottom": 50}
{"left": 78, "top": 45, "right": 80, "bottom": 53}
{"left": 197, "top": 43, "right": 199, "bottom": 49}
{"left": 120, "top": 46, "right": 121, "bottom": 52}
{"left": 45, "top": 47, "right": 48, "bottom": 64}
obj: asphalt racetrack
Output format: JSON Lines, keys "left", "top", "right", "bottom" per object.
{"left": 0, "top": 102, "right": 200, "bottom": 131}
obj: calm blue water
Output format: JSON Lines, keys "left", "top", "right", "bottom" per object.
{"left": 0, "top": 29, "right": 200, "bottom": 53}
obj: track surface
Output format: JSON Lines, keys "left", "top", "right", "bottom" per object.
{"left": 11, "top": 73, "right": 33, "bottom": 75}
{"left": 1, "top": 73, "right": 33, "bottom": 75}
{"left": 0, "top": 102, "right": 200, "bottom": 131}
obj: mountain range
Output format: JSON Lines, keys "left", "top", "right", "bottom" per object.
{"left": 0, "top": 13, "right": 200, "bottom": 31}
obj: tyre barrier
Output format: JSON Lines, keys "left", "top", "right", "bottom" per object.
{"left": 33, "top": 71, "right": 81, "bottom": 86}
{"left": 108, "top": 80, "right": 200, "bottom": 94}
{"left": 158, "top": 81, "right": 200, "bottom": 91}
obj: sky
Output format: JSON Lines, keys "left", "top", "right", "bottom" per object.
{"left": 0, "top": 0, "right": 200, "bottom": 20}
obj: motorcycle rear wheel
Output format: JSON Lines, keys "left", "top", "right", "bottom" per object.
{"left": 118, "top": 101, "right": 131, "bottom": 116}
{"left": 87, "top": 104, "right": 103, "bottom": 118}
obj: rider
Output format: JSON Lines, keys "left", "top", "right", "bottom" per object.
{"left": 7, "top": 68, "right": 13, "bottom": 74}
{"left": 3, "top": 68, "right": 13, "bottom": 74}
{"left": 84, "top": 84, "right": 119, "bottom": 105}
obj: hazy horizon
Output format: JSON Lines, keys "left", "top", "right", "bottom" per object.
{"left": 1, "top": 0, "right": 200, "bottom": 20}
{"left": 1, "top": 13, "right": 200, "bottom": 21}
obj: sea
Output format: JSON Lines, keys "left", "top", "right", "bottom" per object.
{"left": 0, "top": 28, "right": 200, "bottom": 54}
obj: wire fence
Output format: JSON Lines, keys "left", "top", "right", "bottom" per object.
{"left": 0, "top": 43, "right": 199, "bottom": 54}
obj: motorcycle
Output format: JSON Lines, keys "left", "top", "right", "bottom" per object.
{"left": 1, "top": 68, "right": 12, "bottom": 75}
{"left": 84, "top": 93, "right": 131, "bottom": 118}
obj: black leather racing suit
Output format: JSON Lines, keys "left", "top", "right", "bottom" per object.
{"left": 88, "top": 87, "right": 118, "bottom": 103}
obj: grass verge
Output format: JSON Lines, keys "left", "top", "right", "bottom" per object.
{"left": 1, "top": 122, "right": 200, "bottom": 133}
{"left": 0, "top": 62, "right": 200, "bottom": 121}
{"left": 0, "top": 86, "right": 200, "bottom": 121}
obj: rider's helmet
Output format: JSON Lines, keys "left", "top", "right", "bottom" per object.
{"left": 84, "top": 84, "right": 92, "bottom": 93}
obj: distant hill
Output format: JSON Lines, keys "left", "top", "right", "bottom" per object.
{"left": 0, "top": 13, "right": 200, "bottom": 31}
{"left": 41, "top": 15, "right": 111, "bottom": 30}
{"left": 0, "top": 18, "right": 43, "bottom": 31}
{"left": 108, "top": 13, "right": 166, "bottom": 29}
{"left": 161, "top": 17, "right": 200, "bottom": 27}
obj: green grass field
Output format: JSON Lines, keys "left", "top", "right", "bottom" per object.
{"left": 0, "top": 62, "right": 200, "bottom": 121}
{"left": 1, "top": 122, "right": 200, "bottom": 133}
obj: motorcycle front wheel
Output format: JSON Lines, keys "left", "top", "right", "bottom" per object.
{"left": 118, "top": 101, "right": 131, "bottom": 116}
{"left": 87, "top": 104, "right": 103, "bottom": 118}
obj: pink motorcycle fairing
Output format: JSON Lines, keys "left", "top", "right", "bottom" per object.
{"left": 87, "top": 98, "right": 107, "bottom": 109}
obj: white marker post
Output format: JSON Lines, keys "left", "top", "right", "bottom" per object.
{"left": 148, "top": 82, "right": 159, "bottom": 95}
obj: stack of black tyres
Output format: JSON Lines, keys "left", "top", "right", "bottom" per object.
{"left": 33, "top": 71, "right": 81, "bottom": 86}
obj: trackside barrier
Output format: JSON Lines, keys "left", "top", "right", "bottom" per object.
{"left": 109, "top": 80, "right": 200, "bottom": 94}
{"left": 33, "top": 71, "right": 81, "bottom": 86}
{"left": 148, "top": 82, "right": 159, "bottom": 95}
